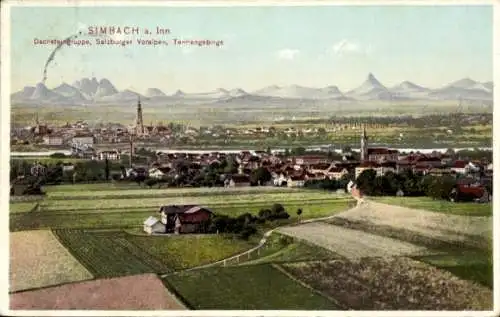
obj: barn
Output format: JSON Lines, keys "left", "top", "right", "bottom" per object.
{"left": 158, "top": 205, "right": 213, "bottom": 234}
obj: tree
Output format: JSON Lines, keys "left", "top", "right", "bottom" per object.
{"left": 297, "top": 208, "right": 303, "bottom": 222}
{"left": 355, "top": 169, "right": 377, "bottom": 195}
{"left": 258, "top": 208, "right": 272, "bottom": 221}
{"left": 145, "top": 178, "right": 158, "bottom": 188}
{"left": 250, "top": 167, "right": 272, "bottom": 186}
{"left": 426, "top": 175, "right": 456, "bottom": 200}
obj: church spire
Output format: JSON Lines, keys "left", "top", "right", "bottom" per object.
{"left": 135, "top": 96, "right": 144, "bottom": 136}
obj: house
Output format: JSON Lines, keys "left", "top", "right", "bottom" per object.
{"left": 127, "top": 167, "right": 148, "bottom": 178}
{"left": 43, "top": 134, "right": 64, "bottom": 146}
{"left": 367, "top": 148, "right": 399, "bottom": 162}
{"left": 287, "top": 175, "right": 306, "bottom": 188}
{"left": 62, "top": 163, "right": 75, "bottom": 172}
{"left": 325, "top": 167, "right": 349, "bottom": 180}
{"left": 98, "top": 150, "right": 120, "bottom": 161}
{"left": 72, "top": 133, "right": 95, "bottom": 146}
{"left": 308, "top": 163, "right": 331, "bottom": 174}
{"left": 229, "top": 174, "right": 251, "bottom": 187}
{"left": 148, "top": 167, "right": 171, "bottom": 179}
{"left": 272, "top": 173, "right": 288, "bottom": 187}
{"left": 158, "top": 205, "right": 213, "bottom": 234}
{"left": 451, "top": 160, "right": 467, "bottom": 174}
{"left": 355, "top": 162, "right": 396, "bottom": 179}
{"left": 143, "top": 216, "right": 166, "bottom": 235}
{"left": 293, "top": 155, "right": 330, "bottom": 166}
{"left": 450, "top": 184, "right": 487, "bottom": 203}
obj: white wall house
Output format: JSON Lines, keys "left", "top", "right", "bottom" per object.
{"left": 43, "top": 135, "right": 64, "bottom": 146}
{"left": 72, "top": 135, "right": 94, "bottom": 146}
{"left": 143, "top": 216, "right": 165, "bottom": 235}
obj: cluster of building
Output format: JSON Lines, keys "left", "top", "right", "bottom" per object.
{"left": 11, "top": 99, "right": 403, "bottom": 151}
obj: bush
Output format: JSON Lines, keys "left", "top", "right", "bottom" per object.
{"left": 145, "top": 178, "right": 158, "bottom": 188}
{"left": 50, "top": 152, "right": 67, "bottom": 158}
{"left": 238, "top": 224, "right": 257, "bottom": 240}
{"left": 258, "top": 208, "right": 272, "bottom": 220}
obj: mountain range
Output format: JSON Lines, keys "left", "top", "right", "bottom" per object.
{"left": 11, "top": 73, "right": 493, "bottom": 106}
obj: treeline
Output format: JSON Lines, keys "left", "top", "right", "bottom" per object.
{"left": 208, "top": 203, "right": 291, "bottom": 240}
{"left": 355, "top": 169, "right": 491, "bottom": 202}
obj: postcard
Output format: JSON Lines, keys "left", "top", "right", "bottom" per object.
{"left": 1, "top": 0, "right": 496, "bottom": 316}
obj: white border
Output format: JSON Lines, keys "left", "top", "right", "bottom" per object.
{"left": 0, "top": 0, "right": 498, "bottom": 317}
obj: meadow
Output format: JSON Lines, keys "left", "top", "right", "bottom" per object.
{"left": 163, "top": 264, "right": 339, "bottom": 310}
{"left": 10, "top": 183, "right": 355, "bottom": 282}
{"left": 370, "top": 196, "right": 492, "bottom": 217}
{"left": 9, "top": 182, "right": 492, "bottom": 309}
{"left": 10, "top": 184, "right": 355, "bottom": 231}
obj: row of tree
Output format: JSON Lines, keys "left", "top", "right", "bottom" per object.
{"left": 355, "top": 169, "right": 490, "bottom": 202}
{"left": 208, "top": 203, "right": 291, "bottom": 240}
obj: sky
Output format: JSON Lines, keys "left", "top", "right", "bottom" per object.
{"left": 9, "top": 4, "right": 493, "bottom": 94}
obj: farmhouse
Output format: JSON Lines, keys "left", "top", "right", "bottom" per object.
{"left": 158, "top": 205, "right": 213, "bottom": 234}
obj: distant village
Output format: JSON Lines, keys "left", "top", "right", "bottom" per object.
{"left": 10, "top": 98, "right": 493, "bottom": 202}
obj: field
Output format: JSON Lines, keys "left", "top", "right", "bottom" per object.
{"left": 370, "top": 196, "right": 492, "bottom": 217}
{"left": 325, "top": 200, "right": 493, "bottom": 288}
{"left": 53, "top": 229, "right": 256, "bottom": 277}
{"left": 10, "top": 184, "right": 355, "bottom": 231}
{"left": 332, "top": 201, "right": 492, "bottom": 249}
{"left": 237, "top": 233, "right": 342, "bottom": 266}
{"left": 9, "top": 181, "right": 494, "bottom": 310}
{"left": 278, "top": 222, "right": 431, "bottom": 259}
{"left": 10, "top": 274, "right": 186, "bottom": 310}
{"left": 10, "top": 230, "right": 93, "bottom": 292}
{"left": 280, "top": 258, "right": 492, "bottom": 310}
{"left": 163, "top": 264, "right": 338, "bottom": 310}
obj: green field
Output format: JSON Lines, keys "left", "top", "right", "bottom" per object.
{"left": 163, "top": 264, "right": 338, "bottom": 310}
{"left": 53, "top": 229, "right": 172, "bottom": 277}
{"left": 414, "top": 250, "right": 493, "bottom": 289}
{"left": 231, "top": 233, "right": 342, "bottom": 266}
{"left": 11, "top": 157, "right": 88, "bottom": 164}
{"left": 371, "top": 196, "right": 492, "bottom": 217}
{"left": 9, "top": 202, "right": 38, "bottom": 213}
{"left": 10, "top": 184, "right": 355, "bottom": 231}
{"left": 52, "top": 229, "right": 254, "bottom": 276}
{"left": 124, "top": 234, "right": 254, "bottom": 270}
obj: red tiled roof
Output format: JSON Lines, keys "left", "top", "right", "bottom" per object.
{"left": 309, "top": 163, "right": 331, "bottom": 170}
{"left": 453, "top": 160, "right": 467, "bottom": 168}
{"left": 359, "top": 162, "right": 380, "bottom": 168}
{"left": 328, "top": 167, "right": 346, "bottom": 173}
{"left": 457, "top": 185, "right": 484, "bottom": 197}
{"left": 367, "top": 148, "right": 399, "bottom": 155}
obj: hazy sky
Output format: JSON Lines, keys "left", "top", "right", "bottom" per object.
{"left": 10, "top": 5, "right": 492, "bottom": 93}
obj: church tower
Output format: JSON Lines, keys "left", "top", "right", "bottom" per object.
{"left": 360, "top": 124, "right": 368, "bottom": 162}
{"left": 135, "top": 97, "right": 145, "bottom": 136}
